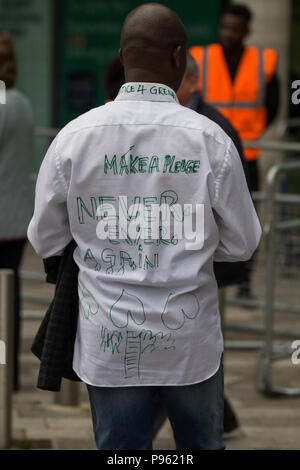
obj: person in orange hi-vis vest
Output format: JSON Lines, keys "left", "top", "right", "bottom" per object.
{"left": 190, "top": 3, "right": 279, "bottom": 300}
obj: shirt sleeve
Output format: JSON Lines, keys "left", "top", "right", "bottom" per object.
{"left": 213, "top": 140, "right": 262, "bottom": 262}
{"left": 27, "top": 136, "right": 72, "bottom": 258}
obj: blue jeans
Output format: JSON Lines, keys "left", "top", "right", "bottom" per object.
{"left": 86, "top": 357, "right": 225, "bottom": 450}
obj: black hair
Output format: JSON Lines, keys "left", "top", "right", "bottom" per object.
{"left": 185, "top": 53, "right": 198, "bottom": 77}
{"left": 103, "top": 56, "right": 125, "bottom": 101}
{"left": 222, "top": 4, "right": 252, "bottom": 25}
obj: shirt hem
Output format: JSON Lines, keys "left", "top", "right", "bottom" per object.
{"left": 73, "top": 349, "right": 223, "bottom": 388}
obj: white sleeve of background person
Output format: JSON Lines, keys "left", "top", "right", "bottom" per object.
{"left": 213, "top": 139, "right": 262, "bottom": 262}
{"left": 27, "top": 136, "right": 72, "bottom": 258}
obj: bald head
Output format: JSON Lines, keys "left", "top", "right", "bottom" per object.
{"left": 119, "top": 3, "right": 187, "bottom": 91}
{"left": 121, "top": 3, "right": 187, "bottom": 51}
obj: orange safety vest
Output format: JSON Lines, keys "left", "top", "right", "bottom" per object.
{"left": 189, "top": 43, "right": 277, "bottom": 161}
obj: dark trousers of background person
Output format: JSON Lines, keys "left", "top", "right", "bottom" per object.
{"left": 0, "top": 239, "right": 26, "bottom": 391}
{"left": 247, "top": 159, "right": 260, "bottom": 194}
{"left": 240, "top": 159, "right": 260, "bottom": 296}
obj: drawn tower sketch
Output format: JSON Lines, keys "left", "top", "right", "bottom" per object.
{"left": 79, "top": 282, "right": 201, "bottom": 380}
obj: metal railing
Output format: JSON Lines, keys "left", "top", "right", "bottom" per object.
{"left": 256, "top": 161, "right": 300, "bottom": 396}
{"left": 226, "top": 131, "right": 300, "bottom": 395}
{"left": 35, "top": 127, "right": 59, "bottom": 138}
{"left": 0, "top": 270, "right": 14, "bottom": 449}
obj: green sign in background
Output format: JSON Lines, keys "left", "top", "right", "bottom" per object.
{"left": 56, "top": 0, "right": 222, "bottom": 127}
{"left": 0, "top": 0, "right": 223, "bottom": 171}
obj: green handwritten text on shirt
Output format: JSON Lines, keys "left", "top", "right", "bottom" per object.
{"left": 104, "top": 146, "right": 200, "bottom": 175}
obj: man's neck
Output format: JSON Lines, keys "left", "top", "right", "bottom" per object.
{"left": 222, "top": 44, "right": 244, "bottom": 62}
{"left": 221, "top": 44, "right": 245, "bottom": 82}
{"left": 124, "top": 70, "right": 177, "bottom": 91}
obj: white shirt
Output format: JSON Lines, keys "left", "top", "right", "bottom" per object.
{"left": 28, "top": 82, "right": 261, "bottom": 387}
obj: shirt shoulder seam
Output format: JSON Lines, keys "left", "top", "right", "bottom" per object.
{"left": 53, "top": 138, "right": 68, "bottom": 195}
{"left": 213, "top": 140, "right": 231, "bottom": 206}
{"left": 59, "top": 122, "right": 227, "bottom": 147}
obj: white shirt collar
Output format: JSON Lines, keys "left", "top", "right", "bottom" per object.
{"left": 115, "top": 82, "right": 179, "bottom": 104}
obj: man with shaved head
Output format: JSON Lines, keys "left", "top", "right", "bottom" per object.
{"left": 119, "top": 2, "right": 187, "bottom": 90}
{"left": 28, "top": 3, "right": 261, "bottom": 450}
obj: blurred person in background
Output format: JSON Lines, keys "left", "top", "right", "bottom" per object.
{"left": 190, "top": 3, "right": 279, "bottom": 300}
{"left": 103, "top": 55, "right": 125, "bottom": 103}
{"left": 0, "top": 32, "right": 34, "bottom": 391}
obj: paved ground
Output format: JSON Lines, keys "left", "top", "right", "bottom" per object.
{"left": 7, "top": 242, "right": 300, "bottom": 450}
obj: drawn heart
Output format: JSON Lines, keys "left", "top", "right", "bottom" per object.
{"left": 161, "top": 292, "right": 200, "bottom": 330}
{"left": 78, "top": 280, "right": 100, "bottom": 320}
{"left": 109, "top": 289, "right": 146, "bottom": 328}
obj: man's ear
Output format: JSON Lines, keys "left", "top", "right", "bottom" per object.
{"left": 119, "top": 48, "right": 123, "bottom": 65}
{"left": 173, "top": 45, "right": 185, "bottom": 69}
